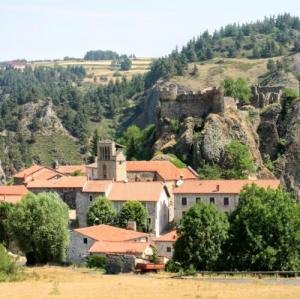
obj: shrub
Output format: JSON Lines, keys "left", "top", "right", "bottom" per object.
{"left": 149, "top": 249, "right": 160, "bottom": 264}
{"left": 86, "top": 255, "right": 107, "bottom": 269}
{"left": 0, "top": 202, "right": 13, "bottom": 247}
{"left": 165, "top": 259, "right": 181, "bottom": 272}
{"left": 0, "top": 244, "right": 19, "bottom": 282}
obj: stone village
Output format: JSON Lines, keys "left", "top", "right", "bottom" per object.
{"left": 0, "top": 84, "right": 282, "bottom": 268}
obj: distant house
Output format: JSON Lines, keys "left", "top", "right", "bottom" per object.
{"left": 67, "top": 224, "right": 152, "bottom": 264}
{"left": 173, "top": 179, "right": 281, "bottom": 221}
{"left": 0, "top": 185, "right": 28, "bottom": 204}
{"left": 55, "top": 165, "right": 87, "bottom": 176}
{"left": 76, "top": 181, "right": 170, "bottom": 236}
{"left": 13, "top": 165, "right": 64, "bottom": 185}
{"left": 154, "top": 230, "right": 177, "bottom": 259}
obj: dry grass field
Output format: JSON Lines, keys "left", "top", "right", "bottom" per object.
{"left": 31, "top": 58, "right": 153, "bottom": 84}
{"left": 1, "top": 266, "right": 300, "bottom": 299}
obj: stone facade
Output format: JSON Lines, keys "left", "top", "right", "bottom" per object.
{"left": 251, "top": 85, "right": 283, "bottom": 108}
{"left": 97, "top": 140, "right": 127, "bottom": 181}
{"left": 67, "top": 231, "right": 96, "bottom": 264}
{"left": 174, "top": 193, "right": 239, "bottom": 222}
{"left": 159, "top": 85, "right": 225, "bottom": 120}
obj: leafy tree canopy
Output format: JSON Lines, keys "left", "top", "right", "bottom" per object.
{"left": 173, "top": 203, "right": 229, "bottom": 270}
{"left": 87, "top": 196, "right": 116, "bottom": 226}
{"left": 9, "top": 192, "right": 69, "bottom": 265}
{"left": 223, "top": 77, "right": 252, "bottom": 105}
{"left": 224, "top": 185, "right": 300, "bottom": 271}
{"left": 117, "top": 201, "right": 148, "bottom": 232}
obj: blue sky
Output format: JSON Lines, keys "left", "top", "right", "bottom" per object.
{"left": 0, "top": 0, "right": 299, "bottom": 61}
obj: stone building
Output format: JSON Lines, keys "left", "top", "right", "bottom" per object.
{"left": 153, "top": 230, "right": 177, "bottom": 259}
{"left": 76, "top": 181, "right": 170, "bottom": 236}
{"left": 173, "top": 179, "right": 280, "bottom": 222}
{"left": 159, "top": 84, "right": 225, "bottom": 120}
{"left": 251, "top": 85, "right": 284, "bottom": 108}
{"left": 97, "top": 140, "right": 127, "bottom": 181}
{"left": 67, "top": 224, "right": 151, "bottom": 264}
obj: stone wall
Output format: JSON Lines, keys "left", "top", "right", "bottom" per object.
{"left": 174, "top": 193, "right": 240, "bottom": 222}
{"left": 251, "top": 85, "right": 284, "bottom": 108}
{"left": 160, "top": 86, "right": 225, "bottom": 120}
{"left": 67, "top": 231, "right": 95, "bottom": 264}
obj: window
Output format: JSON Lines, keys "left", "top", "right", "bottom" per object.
{"left": 224, "top": 197, "right": 229, "bottom": 206}
{"left": 196, "top": 197, "right": 201, "bottom": 203}
{"left": 100, "top": 146, "right": 111, "bottom": 160}
{"left": 167, "top": 247, "right": 172, "bottom": 253}
{"left": 209, "top": 197, "right": 215, "bottom": 204}
{"left": 147, "top": 218, "right": 151, "bottom": 224}
{"left": 83, "top": 238, "right": 88, "bottom": 244}
{"left": 103, "top": 164, "right": 107, "bottom": 179}
{"left": 181, "top": 197, "right": 187, "bottom": 206}
{"left": 89, "top": 195, "right": 93, "bottom": 202}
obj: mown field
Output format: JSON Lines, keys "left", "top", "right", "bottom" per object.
{"left": 31, "top": 58, "right": 153, "bottom": 84}
{"left": 1, "top": 266, "right": 300, "bottom": 299}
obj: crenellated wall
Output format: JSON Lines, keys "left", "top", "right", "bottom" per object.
{"left": 159, "top": 85, "right": 225, "bottom": 120}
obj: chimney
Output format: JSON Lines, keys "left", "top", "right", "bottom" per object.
{"left": 127, "top": 221, "right": 137, "bottom": 231}
{"left": 216, "top": 184, "right": 220, "bottom": 192}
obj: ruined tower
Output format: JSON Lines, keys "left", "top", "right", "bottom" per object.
{"left": 97, "top": 140, "right": 127, "bottom": 181}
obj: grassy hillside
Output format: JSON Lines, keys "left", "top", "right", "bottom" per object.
{"left": 31, "top": 58, "right": 153, "bottom": 84}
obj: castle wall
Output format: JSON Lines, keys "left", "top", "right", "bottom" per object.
{"left": 160, "top": 87, "right": 224, "bottom": 120}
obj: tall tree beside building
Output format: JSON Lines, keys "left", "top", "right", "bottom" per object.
{"left": 89, "top": 129, "right": 100, "bottom": 161}
{"left": 173, "top": 203, "right": 229, "bottom": 270}
{"left": 9, "top": 192, "right": 69, "bottom": 265}
{"left": 117, "top": 201, "right": 148, "bottom": 232}
{"left": 87, "top": 196, "right": 116, "bottom": 226}
{"left": 223, "top": 184, "right": 300, "bottom": 271}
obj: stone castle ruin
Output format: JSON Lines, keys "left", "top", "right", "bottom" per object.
{"left": 251, "top": 85, "right": 284, "bottom": 108}
{"left": 159, "top": 83, "right": 225, "bottom": 120}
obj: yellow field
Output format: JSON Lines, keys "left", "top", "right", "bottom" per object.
{"left": 171, "top": 57, "right": 281, "bottom": 91}
{"left": 1, "top": 266, "right": 300, "bottom": 299}
{"left": 31, "top": 58, "right": 153, "bottom": 84}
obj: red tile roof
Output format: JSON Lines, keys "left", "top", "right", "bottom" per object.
{"left": 89, "top": 241, "right": 151, "bottom": 255}
{"left": 173, "top": 179, "right": 281, "bottom": 194}
{"left": 0, "top": 185, "right": 28, "bottom": 204}
{"left": 154, "top": 230, "right": 178, "bottom": 243}
{"left": 107, "top": 181, "right": 167, "bottom": 202}
{"left": 126, "top": 161, "right": 198, "bottom": 181}
{"left": 27, "top": 176, "right": 87, "bottom": 189}
{"left": 56, "top": 165, "right": 86, "bottom": 175}
{"left": 14, "top": 165, "right": 44, "bottom": 179}
{"left": 74, "top": 224, "right": 149, "bottom": 242}
{"left": 82, "top": 180, "right": 112, "bottom": 193}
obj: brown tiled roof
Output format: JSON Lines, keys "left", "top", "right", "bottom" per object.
{"left": 107, "top": 181, "right": 167, "bottom": 202}
{"left": 0, "top": 185, "right": 28, "bottom": 204}
{"left": 154, "top": 230, "right": 178, "bottom": 242}
{"left": 27, "top": 176, "right": 87, "bottom": 189}
{"left": 14, "top": 165, "right": 44, "bottom": 179}
{"left": 74, "top": 224, "right": 149, "bottom": 242}
{"left": 56, "top": 165, "right": 86, "bottom": 175}
{"left": 89, "top": 241, "right": 151, "bottom": 255}
{"left": 173, "top": 179, "right": 280, "bottom": 194}
{"left": 82, "top": 180, "right": 112, "bottom": 193}
{"left": 127, "top": 161, "right": 197, "bottom": 181}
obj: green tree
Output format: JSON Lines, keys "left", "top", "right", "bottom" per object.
{"left": 222, "top": 141, "right": 255, "bottom": 179}
{"left": 267, "top": 59, "right": 276, "bottom": 72}
{"left": 89, "top": 129, "right": 100, "bottom": 161}
{"left": 0, "top": 203, "right": 13, "bottom": 247}
{"left": 224, "top": 185, "right": 300, "bottom": 270}
{"left": 117, "top": 201, "right": 148, "bottom": 232}
{"left": 173, "top": 203, "right": 229, "bottom": 270}
{"left": 120, "top": 56, "right": 132, "bottom": 71}
{"left": 87, "top": 196, "right": 116, "bottom": 226}
{"left": 9, "top": 192, "right": 69, "bottom": 265}
{"left": 223, "top": 77, "right": 252, "bottom": 105}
